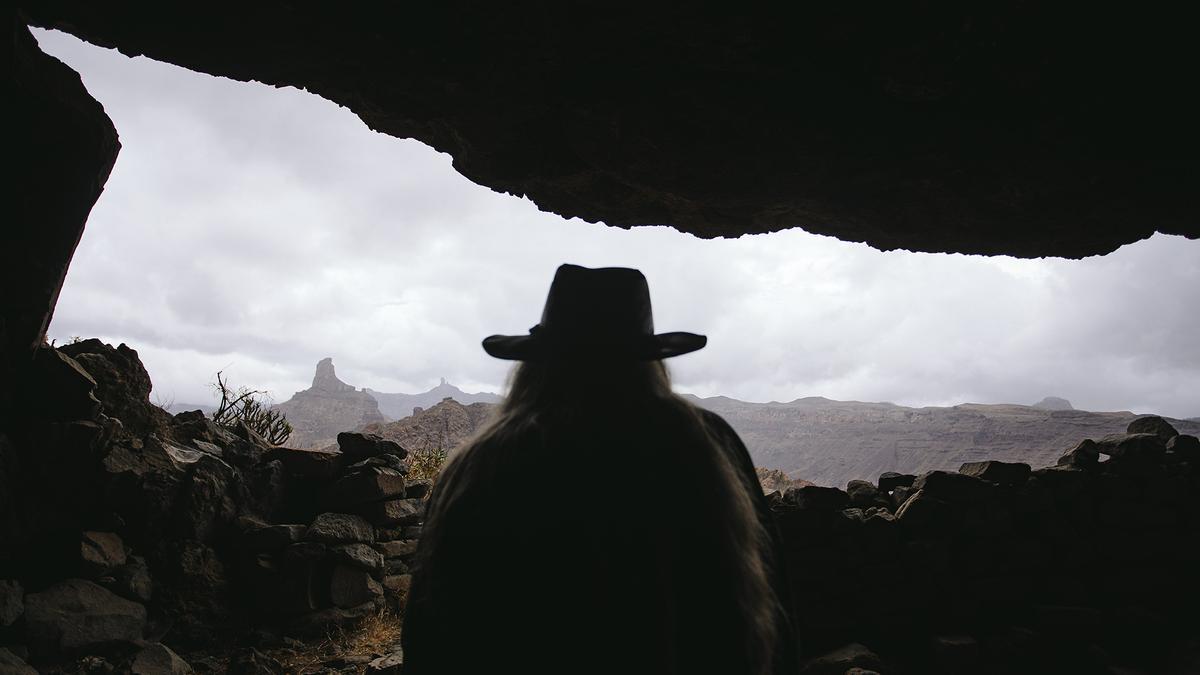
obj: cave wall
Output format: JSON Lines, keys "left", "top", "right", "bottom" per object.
{"left": 6, "top": 16, "right": 119, "bottom": 417}
{"left": 18, "top": 3, "right": 1198, "bottom": 258}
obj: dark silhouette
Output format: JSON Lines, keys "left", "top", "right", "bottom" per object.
{"left": 401, "top": 264, "right": 796, "bottom": 674}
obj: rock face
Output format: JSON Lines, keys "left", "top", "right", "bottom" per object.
{"left": 273, "top": 359, "right": 386, "bottom": 448}
{"left": 358, "top": 398, "right": 494, "bottom": 456}
{"left": 689, "top": 395, "right": 1200, "bottom": 487}
{"left": 19, "top": 6, "right": 1199, "bottom": 259}
{"left": 1032, "top": 396, "right": 1074, "bottom": 411}
{"left": 7, "top": 23, "right": 119, "bottom": 408}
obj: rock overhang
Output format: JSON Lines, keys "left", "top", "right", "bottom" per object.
{"left": 18, "top": 3, "right": 1200, "bottom": 258}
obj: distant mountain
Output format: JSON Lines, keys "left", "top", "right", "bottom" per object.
{"left": 359, "top": 397, "right": 495, "bottom": 454}
{"left": 1032, "top": 396, "right": 1074, "bottom": 411}
{"left": 365, "top": 379, "right": 501, "bottom": 419}
{"left": 685, "top": 395, "right": 1200, "bottom": 488}
{"left": 273, "top": 358, "right": 385, "bottom": 448}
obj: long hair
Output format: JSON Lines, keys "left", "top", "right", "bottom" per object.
{"left": 408, "top": 358, "right": 779, "bottom": 674}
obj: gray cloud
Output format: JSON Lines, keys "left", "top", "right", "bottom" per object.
{"left": 38, "top": 30, "right": 1200, "bottom": 419}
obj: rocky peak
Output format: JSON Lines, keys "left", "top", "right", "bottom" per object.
{"left": 1032, "top": 396, "right": 1075, "bottom": 411}
{"left": 311, "top": 358, "right": 355, "bottom": 394}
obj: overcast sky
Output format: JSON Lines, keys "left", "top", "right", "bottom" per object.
{"left": 36, "top": 29, "right": 1200, "bottom": 419}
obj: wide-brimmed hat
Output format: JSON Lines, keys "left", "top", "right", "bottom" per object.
{"left": 482, "top": 264, "right": 707, "bottom": 361}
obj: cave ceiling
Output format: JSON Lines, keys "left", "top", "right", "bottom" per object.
{"left": 22, "top": 3, "right": 1199, "bottom": 258}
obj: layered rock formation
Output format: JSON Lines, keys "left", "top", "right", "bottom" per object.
{"left": 272, "top": 358, "right": 386, "bottom": 448}
{"left": 359, "top": 398, "right": 495, "bottom": 455}
{"left": 689, "top": 395, "right": 1200, "bottom": 488}
{"left": 365, "top": 379, "right": 501, "bottom": 421}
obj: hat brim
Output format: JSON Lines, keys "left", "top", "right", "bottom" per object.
{"left": 482, "top": 331, "right": 707, "bottom": 361}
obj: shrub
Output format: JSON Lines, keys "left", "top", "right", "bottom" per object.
{"left": 406, "top": 445, "right": 449, "bottom": 485}
{"left": 211, "top": 371, "right": 293, "bottom": 445}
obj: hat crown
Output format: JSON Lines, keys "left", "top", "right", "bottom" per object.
{"left": 538, "top": 264, "right": 655, "bottom": 340}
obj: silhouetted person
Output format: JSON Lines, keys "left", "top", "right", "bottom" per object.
{"left": 401, "top": 264, "right": 796, "bottom": 675}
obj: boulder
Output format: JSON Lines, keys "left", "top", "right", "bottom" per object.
{"left": 895, "top": 490, "right": 953, "bottom": 532}
{"left": 1166, "top": 434, "right": 1199, "bottom": 460}
{"left": 877, "top": 472, "right": 916, "bottom": 492}
{"left": 0, "top": 648, "right": 37, "bottom": 675}
{"left": 405, "top": 479, "right": 433, "bottom": 500}
{"left": 1057, "top": 439, "right": 1100, "bottom": 469}
{"left": 958, "top": 461, "right": 1031, "bottom": 486}
{"left": 346, "top": 453, "right": 407, "bottom": 474}
{"left": 59, "top": 340, "right": 170, "bottom": 432}
{"left": 110, "top": 555, "right": 153, "bottom": 603}
{"left": 306, "top": 513, "right": 375, "bottom": 544}
{"left": 360, "top": 498, "right": 425, "bottom": 528}
{"left": 332, "top": 543, "right": 384, "bottom": 575}
{"left": 337, "top": 432, "right": 407, "bottom": 462}
{"left": 847, "top": 480, "right": 889, "bottom": 509}
{"left": 798, "top": 642, "right": 885, "bottom": 675}
{"left": 241, "top": 523, "right": 307, "bottom": 552}
{"left": 264, "top": 446, "right": 346, "bottom": 480}
{"left": 131, "top": 642, "right": 193, "bottom": 674}
{"left": 330, "top": 565, "right": 383, "bottom": 608}
{"left": 785, "top": 485, "right": 850, "bottom": 511}
{"left": 24, "top": 578, "right": 146, "bottom": 653}
{"left": 1094, "top": 433, "right": 1167, "bottom": 464}
{"left": 26, "top": 347, "right": 101, "bottom": 421}
{"left": 1127, "top": 415, "right": 1179, "bottom": 440}
{"left": 913, "top": 470, "right": 993, "bottom": 503}
{"left": 0, "top": 579, "right": 23, "bottom": 627}
{"left": 80, "top": 530, "right": 127, "bottom": 576}
{"left": 325, "top": 468, "right": 406, "bottom": 508}
{"left": 177, "top": 454, "right": 239, "bottom": 542}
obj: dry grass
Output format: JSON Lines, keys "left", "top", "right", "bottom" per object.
{"left": 273, "top": 608, "right": 403, "bottom": 673}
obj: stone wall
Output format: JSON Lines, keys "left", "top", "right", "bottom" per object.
{"left": 1, "top": 340, "right": 1197, "bottom": 673}
{"left": 775, "top": 421, "right": 1200, "bottom": 674}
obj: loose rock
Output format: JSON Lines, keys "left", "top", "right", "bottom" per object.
{"left": 24, "top": 578, "right": 146, "bottom": 653}
{"left": 306, "top": 513, "right": 375, "bottom": 544}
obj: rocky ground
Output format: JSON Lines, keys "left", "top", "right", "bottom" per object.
{"left": 3, "top": 339, "right": 1198, "bottom": 673}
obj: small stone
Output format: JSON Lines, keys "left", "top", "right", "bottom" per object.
{"left": 798, "top": 642, "right": 885, "bottom": 675}
{"left": 367, "top": 651, "right": 404, "bottom": 674}
{"left": 131, "top": 642, "right": 193, "bottom": 674}
{"left": 959, "top": 460, "right": 1031, "bottom": 486}
{"left": 80, "top": 531, "right": 127, "bottom": 576}
{"left": 931, "top": 635, "right": 979, "bottom": 672}
{"left": 360, "top": 498, "right": 425, "bottom": 528}
{"left": 24, "top": 579, "right": 146, "bottom": 653}
{"left": 378, "top": 540, "right": 418, "bottom": 559}
{"left": 0, "top": 579, "right": 23, "bottom": 627}
{"left": 306, "top": 513, "right": 375, "bottom": 544}
{"left": 337, "top": 432, "right": 407, "bottom": 462}
{"left": 1127, "top": 415, "right": 1179, "bottom": 440}
{"left": 877, "top": 472, "right": 916, "bottom": 492}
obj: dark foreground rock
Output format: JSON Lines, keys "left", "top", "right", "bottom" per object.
{"left": 24, "top": 579, "right": 146, "bottom": 654}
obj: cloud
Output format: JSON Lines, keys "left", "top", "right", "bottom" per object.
{"left": 37, "top": 29, "right": 1200, "bottom": 419}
